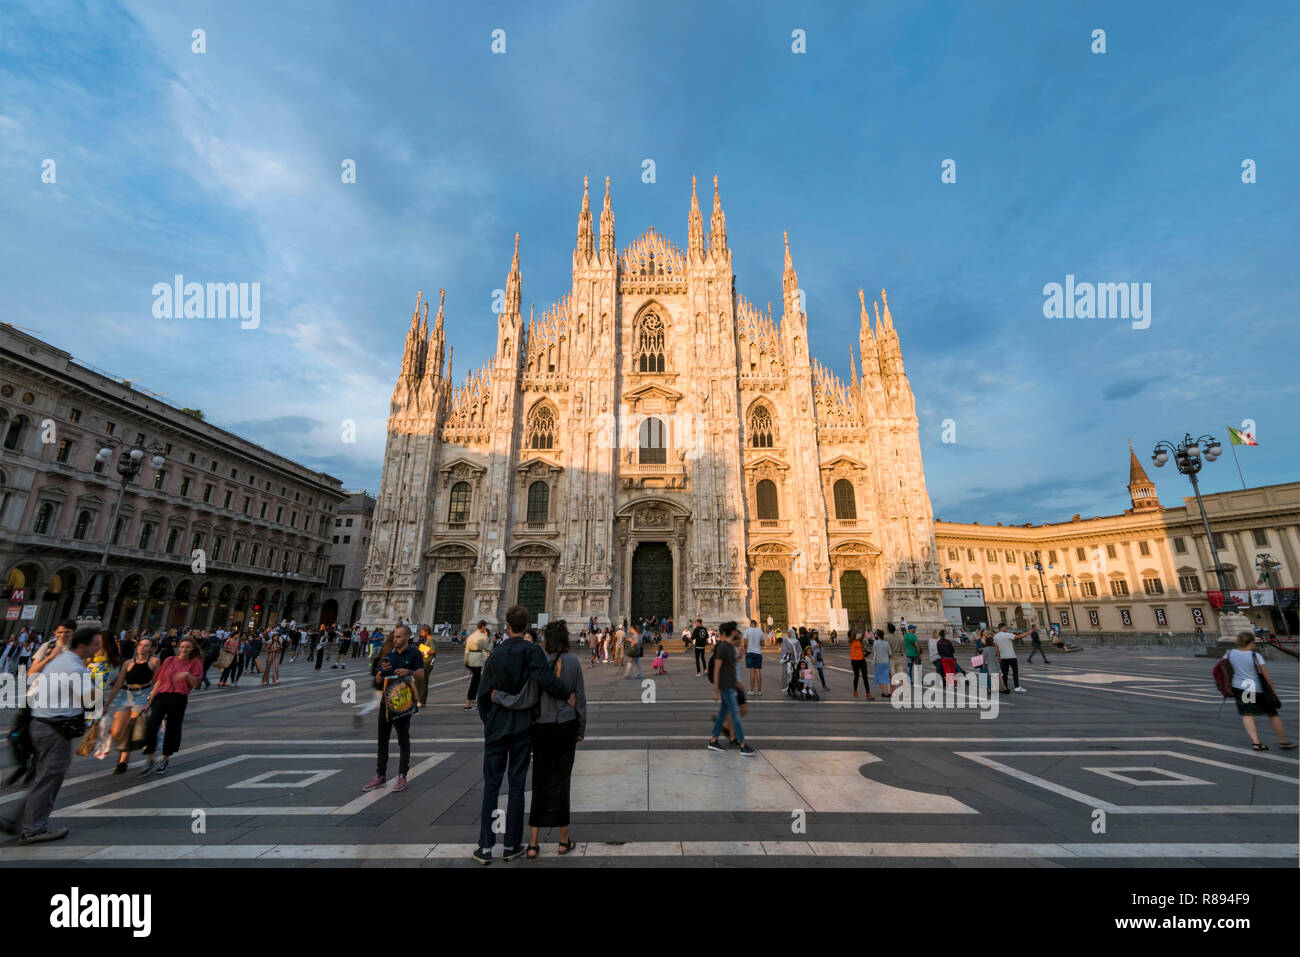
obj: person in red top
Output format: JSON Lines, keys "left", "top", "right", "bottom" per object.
{"left": 848, "top": 630, "right": 875, "bottom": 699}
{"left": 138, "top": 635, "right": 204, "bottom": 776}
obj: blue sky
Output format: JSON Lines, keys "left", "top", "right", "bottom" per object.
{"left": 2, "top": 0, "right": 1296, "bottom": 522}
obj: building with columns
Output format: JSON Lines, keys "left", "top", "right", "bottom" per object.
{"left": 1, "top": 323, "right": 346, "bottom": 639}
{"left": 933, "top": 445, "right": 1299, "bottom": 636}
{"left": 363, "top": 176, "right": 946, "bottom": 634}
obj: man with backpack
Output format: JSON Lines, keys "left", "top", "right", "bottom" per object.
{"left": 691, "top": 617, "right": 710, "bottom": 676}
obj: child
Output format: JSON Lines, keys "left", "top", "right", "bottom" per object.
{"left": 799, "top": 655, "right": 817, "bottom": 698}
{"left": 652, "top": 644, "right": 668, "bottom": 675}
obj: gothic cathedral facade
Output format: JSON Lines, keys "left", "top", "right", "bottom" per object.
{"left": 361, "top": 177, "right": 946, "bottom": 634}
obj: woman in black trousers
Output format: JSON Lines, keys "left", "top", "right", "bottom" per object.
{"left": 495, "top": 620, "right": 587, "bottom": 858}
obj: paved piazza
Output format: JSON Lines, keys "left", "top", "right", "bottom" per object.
{"left": 1, "top": 644, "right": 1296, "bottom": 868}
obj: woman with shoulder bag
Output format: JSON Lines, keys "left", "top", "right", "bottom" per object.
{"left": 102, "top": 636, "right": 159, "bottom": 773}
{"left": 137, "top": 636, "right": 205, "bottom": 776}
{"left": 1223, "top": 633, "right": 1295, "bottom": 752}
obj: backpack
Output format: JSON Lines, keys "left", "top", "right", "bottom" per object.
{"left": 1212, "top": 654, "right": 1234, "bottom": 699}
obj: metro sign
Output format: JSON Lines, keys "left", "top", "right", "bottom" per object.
{"left": 9, "top": 588, "right": 25, "bottom": 602}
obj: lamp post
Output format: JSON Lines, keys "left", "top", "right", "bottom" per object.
{"left": 1256, "top": 553, "right": 1289, "bottom": 637}
{"left": 1061, "top": 573, "right": 1081, "bottom": 637}
{"left": 1150, "top": 433, "right": 1248, "bottom": 644}
{"left": 81, "top": 438, "right": 165, "bottom": 623}
{"left": 1024, "top": 550, "right": 1053, "bottom": 631}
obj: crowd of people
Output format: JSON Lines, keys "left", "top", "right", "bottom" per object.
{"left": 5, "top": 604, "right": 1290, "bottom": 857}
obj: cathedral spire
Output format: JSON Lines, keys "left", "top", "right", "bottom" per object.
{"left": 782, "top": 231, "right": 801, "bottom": 316}
{"left": 505, "top": 233, "right": 522, "bottom": 319}
{"left": 688, "top": 175, "right": 705, "bottom": 261}
{"left": 425, "top": 288, "right": 446, "bottom": 379}
{"left": 401, "top": 290, "right": 423, "bottom": 378}
{"left": 575, "top": 176, "right": 594, "bottom": 262}
{"left": 858, "top": 288, "right": 878, "bottom": 368}
{"left": 709, "top": 175, "right": 728, "bottom": 256}
{"left": 599, "top": 176, "right": 615, "bottom": 261}
{"left": 849, "top": 346, "right": 859, "bottom": 388}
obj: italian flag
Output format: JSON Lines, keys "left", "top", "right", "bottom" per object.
{"left": 1228, "top": 426, "right": 1257, "bottom": 446}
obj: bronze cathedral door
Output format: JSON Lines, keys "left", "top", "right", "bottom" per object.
{"left": 630, "top": 542, "right": 673, "bottom": 623}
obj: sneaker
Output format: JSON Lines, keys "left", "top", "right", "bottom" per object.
{"left": 1015, "top": 687, "right": 1027, "bottom": 693}
{"left": 152, "top": 762, "right": 168, "bottom": 775}
{"left": 472, "top": 847, "right": 493, "bottom": 865}
{"left": 137, "top": 760, "right": 155, "bottom": 776}
{"left": 362, "top": 774, "right": 387, "bottom": 792}
{"left": 392, "top": 774, "right": 408, "bottom": 792}
{"left": 502, "top": 845, "right": 528, "bottom": 862}
{"left": 18, "top": 827, "right": 69, "bottom": 845}
{"left": 112, "top": 763, "right": 127, "bottom": 775}
{"left": 737, "top": 744, "right": 758, "bottom": 757}
{"left": 707, "top": 739, "right": 726, "bottom": 752}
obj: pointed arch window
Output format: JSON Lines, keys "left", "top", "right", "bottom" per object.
{"left": 635, "top": 312, "right": 666, "bottom": 372}
{"left": 749, "top": 405, "right": 775, "bottom": 448}
{"left": 526, "top": 404, "right": 557, "bottom": 450}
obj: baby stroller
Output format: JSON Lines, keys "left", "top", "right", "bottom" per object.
{"left": 796, "top": 665, "right": 821, "bottom": 701}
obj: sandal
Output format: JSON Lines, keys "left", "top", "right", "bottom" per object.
{"left": 525, "top": 844, "right": 539, "bottom": 859}
{"left": 557, "top": 839, "right": 576, "bottom": 855}
{"left": 1279, "top": 742, "right": 1297, "bottom": 750}
{"left": 1252, "top": 742, "right": 1270, "bottom": 751}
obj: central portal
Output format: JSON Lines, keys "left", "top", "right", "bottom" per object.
{"left": 630, "top": 542, "right": 673, "bottom": 624}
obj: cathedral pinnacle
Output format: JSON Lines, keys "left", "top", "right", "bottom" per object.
{"left": 781, "top": 231, "right": 800, "bottom": 315}
{"left": 599, "top": 176, "right": 615, "bottom": 260}
{"left": 709, "top": 175, "right": 728, "bottom": 256}
{"left": 576, "top": 176, "right": 594, "bottom": 261}
{"left": 505, "top": 233, "right": 522, "bottom": 319}
{"left": 688, "top": 175, "right": 705, "bottom": 260}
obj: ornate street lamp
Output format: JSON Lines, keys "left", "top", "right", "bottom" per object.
{"left": 1024, "top": 550, "right": 1053, "bottom": 631}
{"left": 1061, "top": 573, "right": 1081, "bottom": 637}
{"left": 81, "top": 438, "right": 165, "bottom": 622}
{"left": 1151, "top": 433, "right": 1248, "bottom": 643}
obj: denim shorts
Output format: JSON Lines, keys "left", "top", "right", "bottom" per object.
{"left": 745, "top": 652, "right": 763, "bottom": 669}
{"left": 114, "top": 687, "right": 150, "bottom": 713}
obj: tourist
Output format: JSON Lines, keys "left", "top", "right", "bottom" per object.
{"left": 936, "top": 629, "right": 959, "bottom": 683}
{"left": 707, "top": 622, "right": 756, "bottom": 755}
{"left": 0, "top": 626, "right": 97, "bottom": 844}
{"left": 262, "top": 631, "right": 282, "bottom": 685}
{"left": 1026, "top": 625, "right": 1050, "bottom": 664}
{"left": 926, "top": 627, "right": 942, "bottom": 678}
{"left": 333, "top": 627, "right": 351, "bottom": 669}
{"left": 691, "top": 617, "right": 709, "bottom": 676}
{"left": 463, "top": 620, "right": 492, "bottom": 711}
{"left": 872, "top": 628, "right": 894, "bottom": 697}
{"left": 102, "top": 636, "right": 158, "bottom": 774}
{"left": 808, "top": 631, "right": 828, "bottom": 691}
{"left": 904, "top": 624, "right": 921, "bottom": 675}
{"left": 743, "top": 618, "right": 765, "bottom": 695}
{"left": 993, "top": 625, "right": 1028, "bottom": 694}
{"left": 494, "top": 620, "right": 586, "bottom": 859}
{"left": 612, "top": 624, "right": 625, "bottom": 667}
{"left": 622, "top": 622, "right": 644, "bottom": 680}
{"left": 137, "top": 635, "right": 205, "bottom": 776}
{"left": 218, "top": 631, "right": 242, "bottom": 686}
{"left": 652, "top": 644, "right": 668, "bottom": 674}
{"left": 780, "top": 626, "right": 805, "bottom": 696}
{"left": 362, "top": 625, "right": 424, "bottom": 792}
{"left": 473, "top": 605, "right": 575, "bottom": 865}
{"left": 247, "top": 632, "right": 263, "bottom": 674}
{"left": 416, "top": 625, "right": 436, "bottom": 705}
{"left": 1222, "top": 633, "right": 1295, "bottom": 751}
{"left": 848, "top": 629, "right": 874, "bottom": 699}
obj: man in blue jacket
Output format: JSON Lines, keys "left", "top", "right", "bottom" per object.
{"left": 473, "top": 604, "right": 573, "bottom": 865}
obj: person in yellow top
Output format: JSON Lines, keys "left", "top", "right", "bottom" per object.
{"left": 463, "top": 621, "right": 492, "bottom": 712}
{"left": 417, "top": 625, "right": 436, "bottom": 705}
